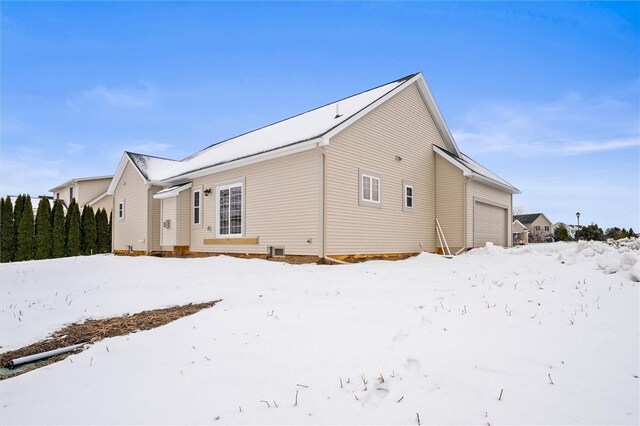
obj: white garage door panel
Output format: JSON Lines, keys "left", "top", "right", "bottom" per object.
{"left": 474, "top": 202, "right": 507, "bottom": 247}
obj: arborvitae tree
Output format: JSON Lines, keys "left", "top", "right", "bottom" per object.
{"left": 108, "top": 210, "right": 112, "bottom": 252}
{"left": 81, "top": 205, "right": 97, "bottom": 255}
{"left": 13, "top": 194, "right": 24, "bottom": 250}
{"left": 14, "top": 195, "right": 35, "bottom": 261}
{"left": 65, "top": 199, "right": 81, "bottom": 257}
{"left": 553, "top": 224, "right": 571, "bottom": 242}
{"left": 51, "top": 200, "right": 66, "bottom": 258}
{"left": 1, "top": 197, "right": 16, "bottom": 262}
{"left": 95, "top": 209, "right": 109, "bottom": 254}
{"left": 628, "top": 228, "right": 636, "bottom": 238}
{"left": 34, "top": 198, "right": 53, "bottom": 260}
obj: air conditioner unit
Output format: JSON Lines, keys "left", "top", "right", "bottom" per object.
{"left": 163, "top": 219, "right": 171, "bottom": 229}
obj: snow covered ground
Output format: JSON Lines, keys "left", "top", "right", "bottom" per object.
{"left": 1, "top": 242, "right": 638, "bottom": 425}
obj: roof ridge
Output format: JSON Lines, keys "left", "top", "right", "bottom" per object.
{"left": 125, "top": 151, "right": 179, "bottom": 162}
{"left": 180, "top": 72, "right": 419, "bottom": 162}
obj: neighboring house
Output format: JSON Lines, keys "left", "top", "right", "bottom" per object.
{"left": 8, "top": 196, "right": 57, "bottom": 215}
{"left": 49, "top": 176, "right": 114, "bottom": 216}
{"left": 107, "top": 72, "right": 519, "bottom": 260}
{"left": 513, "top": 213, "right": 553, "bottom": 243}
{"left": 512, "top": 219, "right": 528, "bottom": 245}
{"left": 553, "top": 222, "right": 580, "bottom": 240}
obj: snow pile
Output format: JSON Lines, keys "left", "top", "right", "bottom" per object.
{"left": 475, "top": 240, "right": 639, "bottom": 282}
{"left": 1, "top": 244, "right": 638, "bottom": 425}
{"left": 562, "top": 240, "right": 639, "bottom": 281}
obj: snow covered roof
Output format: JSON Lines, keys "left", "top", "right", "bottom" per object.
{"left": 433, "top": 145, "right": 520, "bottom": 194}
{"left": 153, "top": 182, "right": 192, "bottom": 199}
{"left": 49, "top": 175, "right": 113, "bottom": 192}
{"left": 124, "top": 73, "right": 427, "bottom": 183}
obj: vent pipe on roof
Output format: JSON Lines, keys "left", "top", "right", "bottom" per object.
{"left": 334, "top": 103, "right": 342, "bottom": 119}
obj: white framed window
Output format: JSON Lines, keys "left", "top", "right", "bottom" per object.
{"left": 544, "top": 225, "right": 550, "bottom": 232}
{"left": 359, "top": 169, "right": 382, "bottom": 208}
{"left": 192, "top": 188, "right": 202, "bottom": 226}
{"left": 403, "top": 181, "right": 414, "bottom": 211}
{"left": 69, "top": 187, "right": 74, "bottom": 201}
{"left": 216, "top": 181, "right": 243, "bottom": 237}
{"left": 362, "top": 174, "right": 380, "bottom": 202}
{"left": 118, "top": 200, "right": 125, "bottom": 221}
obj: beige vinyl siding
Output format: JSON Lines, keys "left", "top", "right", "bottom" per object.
{"left": 190, "top": 149, "right": 320, "bottom": 255}
{"left": 161, "top": 197, "right": 177, "bottom": 248}
{"left": 89, "top": 194, "right": 113, "bottom": 217}
{"left": 325, "top": 83, "right": 447, "bottom": 255}
{"left": 178, "top": 190, "right": 191, "bottom": 246}
{"left": 149, "top": 186, "right": 162, "bottom": 252}
{"left": 113, "top": 162, "right": 149, "bottom": 251}
{"left": 77, "top": 178, "right": 112, "bottom": 206}
{"left": 466, "top": 180, "right": 513, "bottom": 248}
{"left": 435, "top": 155, "right": 465, "bottom": 252}
{"left": 54, "top": 184, "right": 79, "bottom": 207}
{"left": 528, "top": 215, "right": 553, "bottom": 242}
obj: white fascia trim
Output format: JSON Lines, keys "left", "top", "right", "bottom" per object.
{"left": 414, "top": 76, "right": 461, "bottom": 157}
{"left": 512, "top": 219, "right": 527, "bottom": 230}
{"left": 471, "top": 174, "right": 521, "bottom": 194}
{"left": 107, "top": 153, "right": 148, "bottom": 195}
{"left": 87, "top": 191, "right": 110, "bottom": 206}
{"left": 153, "top": 182, "right": 193, "bottom": 199}
{"left": 162, "top": 138, "right": 321, "bottom": 184}
{"left": 433, "top": 146, "right": 473, "bottom": 176}
{"left": 322, "top": 74, "right": 421, "bottom": 142}
{"left": 433, "top": 146, "right": 520, "bottom": 194}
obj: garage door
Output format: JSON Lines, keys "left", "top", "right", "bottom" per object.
{"left": 474, "top": 202, "right": 507, "bottom": 247}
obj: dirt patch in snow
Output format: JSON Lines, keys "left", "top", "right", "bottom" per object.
{"left": 0, "top": 300, "right": 219, "bottom": 379}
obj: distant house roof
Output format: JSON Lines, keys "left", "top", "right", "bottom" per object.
{"left": 7, "top": 196, "right": 57, "bottom": 213}
{"left": 433, "top": 145, "right": 520, "bottom": 194}
{"left": 513, "top": 213, "right": 552, "bottom": 225}
{"left": 49, "top": 175, "right": 113, "bottom": 192}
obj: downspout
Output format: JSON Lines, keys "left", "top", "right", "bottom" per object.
{"left": 316, "top": 143, "right": 326, "bottom": 260}
{"left": 317, "top": 137, "right": 330, "bottom": 262}
{"left": 463, "top": 175, "right": 472, "bottom": 250}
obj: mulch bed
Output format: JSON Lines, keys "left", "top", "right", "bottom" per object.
{"left": 0, "top": 300, "right": 219, "bottom": 379}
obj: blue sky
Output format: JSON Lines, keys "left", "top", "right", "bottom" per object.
{"left": 2, "top": 2, "right": 638, "bottom": 230}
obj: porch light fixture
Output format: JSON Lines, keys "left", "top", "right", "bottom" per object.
{"left": 203, "top": 188, "right": 212, "bottom": 196}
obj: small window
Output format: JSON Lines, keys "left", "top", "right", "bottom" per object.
{"left": 535, "top": 225, "right": 540, "bottom": 231}
{"left": 193, "top": 189, "right": 202, "bottom": 226}
{"left": 118, "top": 200, "right": 125, "bottom": 221}
{"left": 69, "top": 187, "right": 74, "bottom": 201}
{"left": 361, "top": 174, "right": 380, "bottom": 203}
{"left": 404, "top": 183, "right": 414, "bottom": 210}
{"left": 56, "top": 192, "right": 60, "bottom": 200}
{"left": 544, "top": 225, "right": 550, "bottom": 232}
